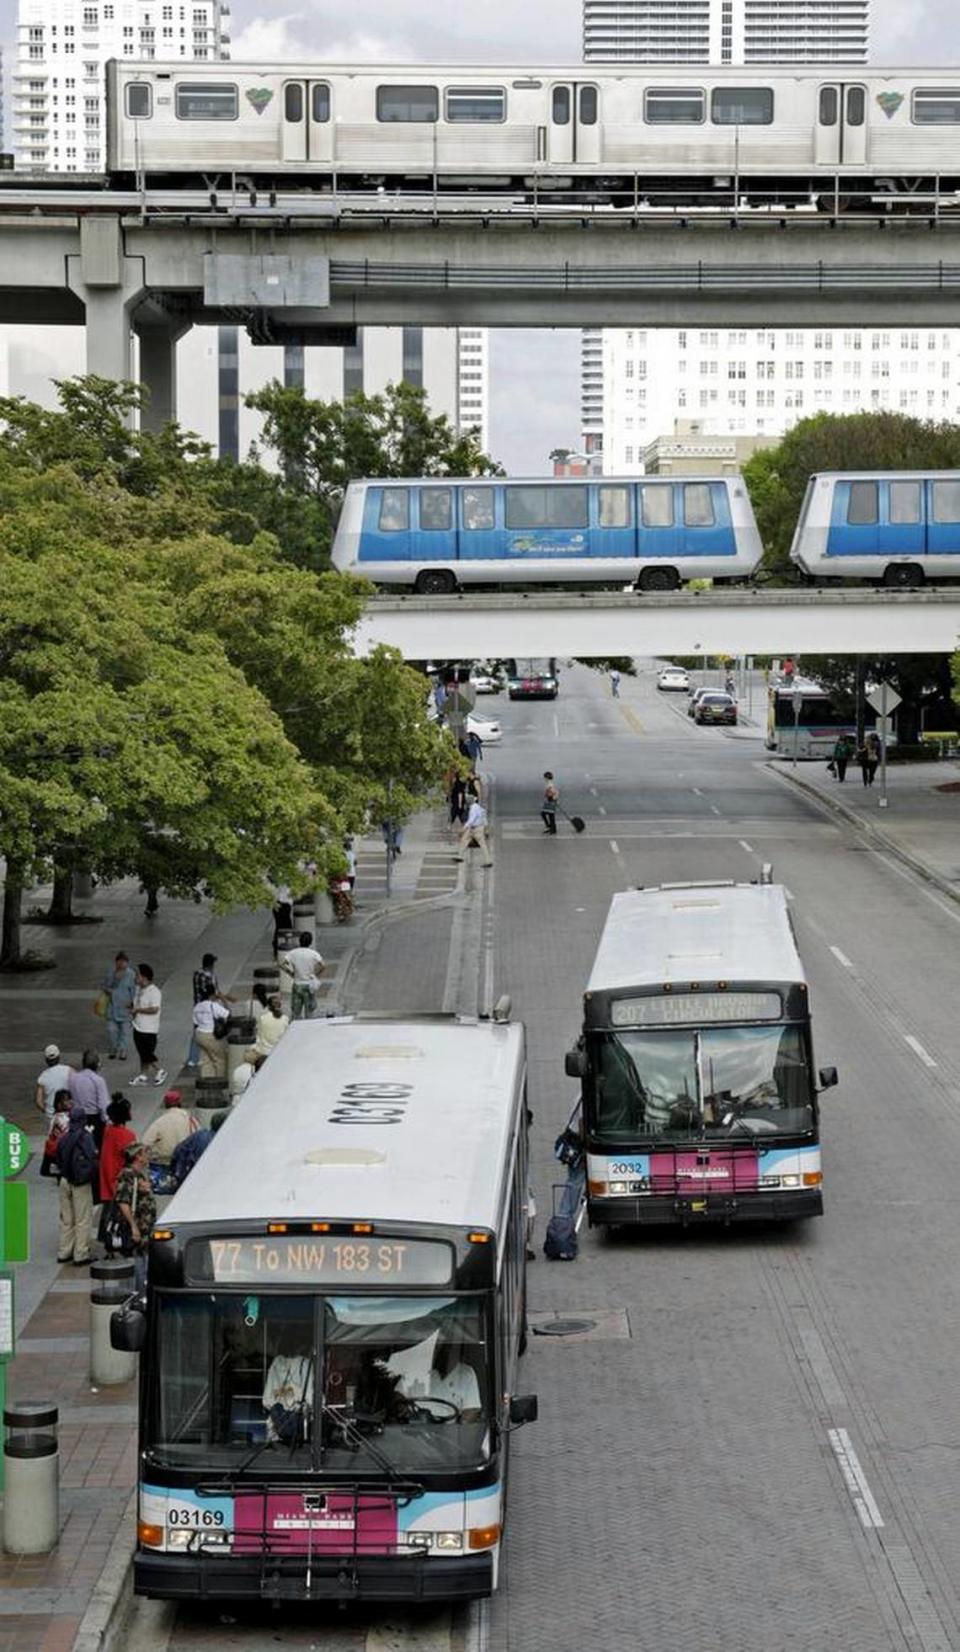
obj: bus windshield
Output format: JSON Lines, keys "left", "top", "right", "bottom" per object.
{"left": 151, "top": 1292, "right": 491, "bottom": 1475}
{"left": 593, "top": 1024, "right": 814, "bottom": 1142}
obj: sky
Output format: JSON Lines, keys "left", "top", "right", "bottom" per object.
{"left": 2, "top": 0, "right": 958, "bottom": 468}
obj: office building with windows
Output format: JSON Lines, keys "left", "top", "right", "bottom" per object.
{"left": 583, "top": 0, "right": 869, "bottom": 64}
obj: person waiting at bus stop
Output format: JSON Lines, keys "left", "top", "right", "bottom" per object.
{"left": 829, "top": 733, "right": 854, "bottom": 783}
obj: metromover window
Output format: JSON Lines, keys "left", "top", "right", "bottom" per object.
{"left": 640, "top": 485, "right": 674, "bottom": 528}
{"left": 419, "top": 487, "right": 453, "bottom": 531}
{"left": 912, "top": 89, "right": 960, "bottom": 124}
{"left": 552, "top": 87, "right": 570, "bottom": 125}
{"left": 579, "top": 86, "right": 598, "bottom": 125}
{"left": 445, "top": 86, "right": 505, "bottom": 123}
{"left": 463, "top": 488, "right": 495, "bottom": 530}
{"left": 175, "top": 82, "right": 238, "bottom": 119}
{"left": 312, "top": 83, "right": 330, "bottom": 122}
{"left": 819, "top": 86, "right": 838, "bottom": 126}
{"left": 711, "top": 86, "right": 774, "bottom": 125}
{"left": 933, "top": 479, "right": 960, "bottom": 521}
{"left": 847, "top": 480, "right": 878, "bottom": 524}
{"left": 379, "top": 488, "right": 409, "bottom": 531}
{"left": 125, "top": 81, "right": 152, "bottom": 117}
{"left": 846, "top": 86, "right": 865, "bottom": 126}
{"left": 505, "top": 486, "right": 589, "bottom": 530}
{"left": 284, "top": 82, "right": 302, "bottom": 122}
{"left": 684, "top": 483, "right": 716, "bottom": 527}
{"left": 889, "top": 480, "right": 921, "bottom": 524}
{"left": 644, "top": 88, "right": 705, "bottom": 125}
{"left": 377, "top": 85, "right": 439, "bottom": 122}
{"left": 599, "top": 485, "right": 631, "bottom": 528}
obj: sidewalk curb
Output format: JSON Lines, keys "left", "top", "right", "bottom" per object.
{"left": 771, "top": 765, "right": 960, "bottom": 907}
{"left": 72, "top": 1490, "right": 136, "bottom": 1652}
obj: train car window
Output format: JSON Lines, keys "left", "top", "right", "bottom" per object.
{"left": 312, "top": 84, "right": 331, "bottom": 122}
{"left": 125, "top": 82, "right": 152, "bottom": 118}
{"left": 889, "top": 480, "right": 921, "bottom": 524}
{"left": 579, "top": 86, "right": 598, "bottom": 126}
{"left": 599, "top": 485, "right": 631, "bottom": 528}
{"left": 684, "top": 483, "right": 716, "bottom": 528}
{"left": 932, "top": 479, "right": 960, "bottom": 521}
{"left": 505, "top": 487, "right": 589, "bottom": 530}
{"left": 644, "top": 88, "right": 705, "bottom": 125}
{"left": 846, "top": 86, "right": 865, "bottom": 126}
{"left": 711, "top": 87, "right": 774, "bottom": 125}
{"left": 378, "top": 488, "right": 409, "bottom": 532}
{"left": 175, "top": 83, "right": 238, "bottom": 120}
{"left": 847, "top": 481, "right": 878, "bottom": 524}
{"left": 284, "top": 83, "right": 303, "bottom": 123}
{"left": 420, "top": 488, "right": 453, "bottom": 531}
{"left": 445, "top": 87, "right": 506, "bottom": 123}
{"left": 377, "top": 85, "right": 438, "bottom": 123}
{"left": 463, "top": 488, "right": 496, "bottom": 531}
{"left": 552, "top": 87, "right": 571, "bottom": 126}
{"left": 912, "top": 89, "right": 960, "bottom": 124}
{"left": 639, "top": 485, "right": 675, "bottom": 528}
{"left": 819, "top": 86, "right": 838, "bottom": 126}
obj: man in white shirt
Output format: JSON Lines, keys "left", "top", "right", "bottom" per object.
{"left": 130, "top": 963, "right": 166, "bottom": 1087}
{"left": 142, "top": 1088, "right": 195, "bottom": 1166}
{"left": 279, "top": 932, "right": 325, "bottom": 1020}
{"left": 385, "top": 1333, "right": 482, "bottom": 1421}
{"left": 35, "top": 1044, "right": 73, "bottom": 1123}
{"left": 455, "top": 799, "right": 493, "bottom": 868}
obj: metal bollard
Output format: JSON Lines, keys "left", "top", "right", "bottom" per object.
{"left": 193, "top": 1075, "right": 229, "bottom": 1126}
{"left": 226, "top": 1030, "right": 251, "bottom": 1088}
{"left": 3, "top": 1404, "right": 59, "bottom": 1554}
{"left": 90, "top": 1260, "right": 137, "bottom": 1386}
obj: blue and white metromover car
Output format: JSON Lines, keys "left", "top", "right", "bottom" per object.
{"left": 331, "top": 476, "right": 763, "bottom": 593}
{"left": 790, "top": 471, "right": 960, "bottom": 588}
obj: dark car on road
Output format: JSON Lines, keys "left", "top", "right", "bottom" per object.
{"left": 695, "top": 692, "right": 738, "bottom": 726}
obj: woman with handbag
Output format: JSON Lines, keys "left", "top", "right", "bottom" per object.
{"left": 108, "top": 1142, "right": 156, "bottom": 1292}
{"left": 192, "top": 984, "right": 230, "bottom": 1079}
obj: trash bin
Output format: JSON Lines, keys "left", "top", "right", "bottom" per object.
{"left": 90, "top": 1260, "right": 137, "bottom": 1386}
{"left": 193, "top": 1076, "right": 229, "bottom": 1128}
{"left": 226, "top": 1030, "right": 251, "bottom": 1089}
{"left": 3, "top": 1404, "right": 59, "bottom": 1555}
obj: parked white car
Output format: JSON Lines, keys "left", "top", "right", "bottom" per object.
{"left": 658, "top": 666, "right": 691, "bottom": 692}
{"left": 469, "top": 672, "right": 502, "bottom": 695}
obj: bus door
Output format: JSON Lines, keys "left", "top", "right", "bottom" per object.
{"left": 925, "top": 476, "right": 960, "bottom": 556}
{"left": 595, "top": 483, "right": 636, "bottom": 563}
{"left": 412, "top": 483, "right": 457, "bottom": 565}
{"left": 545, "top": 83, "right": 600, "bottom": 166}
{"left": 281, "top": 79, "right": 333, "bottom": 164}
{"left": 815, "top": 83, "right": 868, "bottom": 167}
{"left": 458, "top": 483, "right": 501, "bottom": 563}
{"left": 637, "top": 482, "right": 680, "bottom": 561}
{"left": 878, "top": 477, "right": 926, "bottom": 559}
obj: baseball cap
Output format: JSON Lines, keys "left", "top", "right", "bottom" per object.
{"left": 44, "top": 1043, "right": 60, "bottom": 1060}
{"left": 124, "top": 1140, "right": 147, "bottom": 1163}
{"left": 162, "top": 1088, "right": 183, "bottom": 1107}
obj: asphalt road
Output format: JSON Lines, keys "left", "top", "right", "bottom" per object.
{"left": 131, "top": 662, "right": 960, "bottom": 1652}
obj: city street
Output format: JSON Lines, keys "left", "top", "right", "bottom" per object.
{"left": 122, "top": 661, "right": 960, "bottom": 1652}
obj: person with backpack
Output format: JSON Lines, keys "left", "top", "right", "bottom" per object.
{"left": 54, "top": 1104, "right": 99, "bottom": 1265}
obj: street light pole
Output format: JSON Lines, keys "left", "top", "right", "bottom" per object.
{"left": 792, "top": 687, "right": 803, "bottom": 770}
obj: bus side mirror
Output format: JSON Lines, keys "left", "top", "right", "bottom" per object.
{"left": 509, "top": 1394, "right": 538, "bottom": 1427}
{"left": 111, "top": 1302, "right": 146, "bottom": 1353}
{"left": 818, "top": 1066, "right": 838, "bottom": 1092}
{"left": 565, "top": 1047, "right": 587, "bottom": 1079}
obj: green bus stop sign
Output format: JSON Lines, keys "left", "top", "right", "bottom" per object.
{"left": 0, "top": 1122, "right": 29, "bottom": 1178}
{"left": 3, "top": 1183, "right": 28, "bottom": 1264}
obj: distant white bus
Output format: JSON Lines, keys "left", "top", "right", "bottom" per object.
{"left": 118, "top": 1015, "right": 535, "bottom": 1606}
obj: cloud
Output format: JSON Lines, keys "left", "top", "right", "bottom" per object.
{"left": 229, "top": 15, "right": 308, "bottom": 60}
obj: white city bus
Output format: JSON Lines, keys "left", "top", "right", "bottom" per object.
{"left": 116, "top": 1015, "right": 535, "bottom": 1605}
{"left": 566, "top": 878, "right": 837, "bottom": 1227}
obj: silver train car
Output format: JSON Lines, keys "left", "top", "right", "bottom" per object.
{"left": 104, "top": 61, "right": 960, "bottom": 204}
{"left": 790, "top": 471, "right": 960, "bottom": 587}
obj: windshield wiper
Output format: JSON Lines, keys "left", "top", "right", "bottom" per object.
{"left": 318, "top": 1398, "right": 409, "bottom": 1485}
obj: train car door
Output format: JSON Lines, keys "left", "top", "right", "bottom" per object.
{"left": 547, "top": 83, "right": 600, "bottom": 165}
{"left": 815, "top": 83, "right": 868, "bottom": 167}
{"left": 281, "top": 79, "right": 333, "bottom": 164}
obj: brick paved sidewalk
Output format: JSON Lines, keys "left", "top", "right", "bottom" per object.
{"left": 0, "top": 808, "right": 459, "bottom": 1651}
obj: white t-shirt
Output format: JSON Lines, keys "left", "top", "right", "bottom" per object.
{"left": 36, "top": 1063, "right": 72, "bottom": 1121}
{"left": 133, "top": 983, "right": 162, "bottom": 1033}
{"left": 282, "top": 946, "right": 324, "bottom": 985}
{"left": 193, "top": 999, "right": 229, "bottom": 1035}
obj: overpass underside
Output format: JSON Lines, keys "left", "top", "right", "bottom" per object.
{"left": 353, "top": 589, "right": 960, "bottom": 660}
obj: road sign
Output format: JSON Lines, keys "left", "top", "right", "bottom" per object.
{"left": 3, "top": 1183, "right": 28, "bottom": 1264}
{"left": 0, "top": 1122, "right": 29, "bottom": 1178}
{"left": 866, "top": 681, "right": 902, "bottom": 717}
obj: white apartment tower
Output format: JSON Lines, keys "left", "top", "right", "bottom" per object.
{"left": 14, "top": 0, "right": 230, "bottom": 173}
{"left": 583, "top": 0, "right": 869, "bottom": 64}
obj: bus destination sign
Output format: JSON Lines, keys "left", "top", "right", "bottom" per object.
{"left": 610, "top": 991, "right": 782, "bottom": 1028}
{"left": 185, "top": 1235, "right": 454, "bottom": 1287}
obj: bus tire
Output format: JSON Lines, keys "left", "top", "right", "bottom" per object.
{"left": 882, "top": 562, "right": 924, "bottom": 589}
{"left": 414, "top": 569, "right": 458, "bottom": 595}
{"left": 637, "top": 566, "right": 680, "bottom": 593}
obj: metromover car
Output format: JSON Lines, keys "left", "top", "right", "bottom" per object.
{"left": 113, "top": 1015, "right": 535, "bottom": 1604}
{"left": 565, "top": 878, "right": 837, "bottom": 1227}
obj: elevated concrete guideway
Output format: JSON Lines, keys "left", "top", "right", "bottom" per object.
{"left": 353, "top": 588, "right": 960, "bottom": 659}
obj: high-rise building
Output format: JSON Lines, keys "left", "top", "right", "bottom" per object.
{"left": 583, "top": 0, "right": 869, "bottom": 64}
{"left": 0, "top": 48, "right": 6, "bottom": 152}
{"left": 13, "top": 0, "right": 230, "bottom": 173}
{"left": 581, "top": 0, "right": 879, "bottom": 469}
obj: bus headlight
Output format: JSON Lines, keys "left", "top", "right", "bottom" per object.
{"left": 780, "top": 1173, "right": 800, "bottom": 1188}
{"left": 760, "top": 1175, "right": 782, "bottom": 1189}
{"left": 166, "top": 1528, "right": 196, "bottom": 1550}
{"left": 435, "top": 1531, "right": 464, "bottom": 1550}
{"left": 609, "top": 1180, "right": 629, "bottom": 1194}
{"left": 405, "top": 1532, "right": 432, "bottom": 1548}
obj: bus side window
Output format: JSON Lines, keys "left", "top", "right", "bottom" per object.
{"left": 379, "top": 488, "right": 410, "bottom": 531}
{"left": 847, "top": 480, "right": 878, "bottom": 524}
{"left": 683, "top": 483, "right": 716, "bottom": 527}
{"left": 463, "top": 488, "right": 496, "bottom": 530}
{"left": 639, "top": 484, "right": 674, "bottom": 528}
{"left": 889, "top": 480, "right": 921, "bottom": 524}
{"left": 420, "top": 487, "right": 452, "bottom": 531}
{"left": 599, "top": 485, "right": 631, "bottom": 528}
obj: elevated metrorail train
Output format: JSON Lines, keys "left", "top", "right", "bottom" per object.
{"left": 100, "top": 60, "right": 960, "bottom": 204}
{"left": 330, "top": 472, "right": 960, "bottom": 592}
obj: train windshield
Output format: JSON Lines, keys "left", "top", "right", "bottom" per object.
{"left": 149, "top": 1292, "right": 492, "bottom": 1475}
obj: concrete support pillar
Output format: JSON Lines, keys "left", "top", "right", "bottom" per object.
{"left": 137, "top": 320, "right": 191, "bottom": 431}
{"left": 67, "top": 216, "right": 145, "bottom": 414}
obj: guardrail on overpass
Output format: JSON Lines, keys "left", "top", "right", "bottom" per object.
{"left": 353, "top": 588, "right": 960, "bottom": 660}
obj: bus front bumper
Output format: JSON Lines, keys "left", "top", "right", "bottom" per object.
{"left": 135, "top": 1549, "right": 494, "bottom": 1604}
{"left": 588, "top": 1189, "right": 823, "bottom": 1226}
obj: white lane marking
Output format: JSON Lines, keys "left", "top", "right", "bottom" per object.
{"left": 598, "top": 805, "right": 607, "bottom": 816}
{"left": 784, "top": 887, "right": 794, "bottom": 900}
{"left": 692, "top": 787, "right": 704, "bottom": 795}
{"left": 828, "top": 1428, "right": 885, "bottom": 1530}
{"left": 829, "top": 946, "right": 853, "bottom": 969}
{"left": 553, "top": 712, "right": 560, "bottom": 739}
{"left": 709, "top": 805, "right": 722, "bottom": 817}
{"left": 610, "top": 840, "right": 620, "bottom": 855}
{"left": 905, "top": 1034, "right": 937, "bottom": 1069}
{"left": 589, "top": 786, "right": 598, "bottom": 797}
{"left": 738, "top": 840, "right": 754, "bottom": 853}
